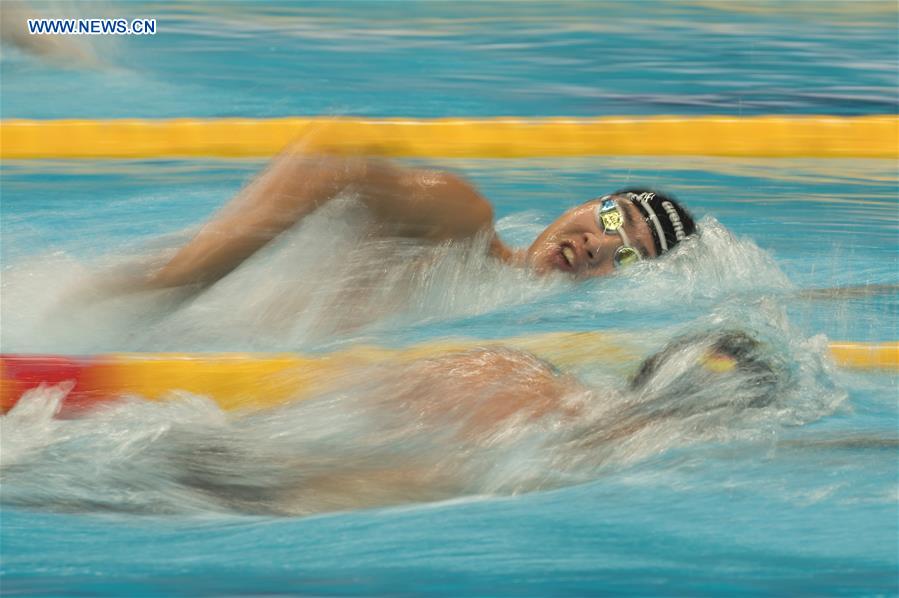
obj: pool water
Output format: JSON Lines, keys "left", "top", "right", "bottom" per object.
{"left": 1, "top": 1, "right": 897, "bottom": 595}
{"left": 3, "top": 1, "right": 897, "bottom": 119}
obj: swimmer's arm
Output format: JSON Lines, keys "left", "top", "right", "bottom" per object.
{"left": 146, "top": 155, "right": 498, "bottom": 290}
{"left": 146, "top": 153, "right": 360, "bottom": 288}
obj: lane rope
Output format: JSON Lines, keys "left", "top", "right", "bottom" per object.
{"left": 2, "top": 335, "right": 896, "bottom": 413}
{"left": 2, "top": 116, "right": 896, "bottom": 159}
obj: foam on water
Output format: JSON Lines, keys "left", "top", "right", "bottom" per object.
{"left": 3, "top": 196, "right": 559, "bottom": 353}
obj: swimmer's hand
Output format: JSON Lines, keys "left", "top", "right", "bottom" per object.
{"left": 145, "top": 152, "right": 497, "bottom": 291}
{"left": 58, "top": 263, "right": 189, "bottom": 308}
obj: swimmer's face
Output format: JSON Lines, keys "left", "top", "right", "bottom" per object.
{"left": 526, "top": 196, "right": 658, "bottom": 278}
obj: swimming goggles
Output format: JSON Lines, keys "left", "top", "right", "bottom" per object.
{"left": 595, "top": 197, "right": 642, "bottom": 268}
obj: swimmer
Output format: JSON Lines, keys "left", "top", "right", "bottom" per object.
{"left": 387, "top": 328, "right": 783, "bottom": 443}
{"left": 136, "top": 152, "right": 697, "bottom": 292}
{"left": 168, "top": 329, "right": 785, "bottom": 515}
{"left": 0, "top": 328, "right": 786, "bottom": 516}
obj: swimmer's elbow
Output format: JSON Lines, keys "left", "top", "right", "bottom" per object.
{"left": 461, "top": 180, "right": 494, "bottom": 227}
{"left": 438, "top": 172, "right": 495, "bottom": 236}
{"left": 468, "top": 196, "right": 494, "bottom": 235}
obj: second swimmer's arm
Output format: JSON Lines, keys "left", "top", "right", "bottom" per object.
{"left": 145, "top": 154, "right": 497, "bottom": 290}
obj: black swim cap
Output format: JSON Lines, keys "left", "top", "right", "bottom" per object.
{"left": 614, "top": 188, "right": 696, "bottom": 256}
{"left": 629, "top": 329, "right": 781, "bottom": 410}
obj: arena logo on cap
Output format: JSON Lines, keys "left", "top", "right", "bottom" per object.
{"left": 662, "top": 200, "right": 686, "bottom": 241}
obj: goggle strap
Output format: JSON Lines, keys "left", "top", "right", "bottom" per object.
{"left": 617, "top": 222, "right": 633, "bottom": 248}
{"left": 638, "top": 198, "right": 668, "bottom": 253}
{"left": 629, "top": 200, "right": 659, "bottom": 254}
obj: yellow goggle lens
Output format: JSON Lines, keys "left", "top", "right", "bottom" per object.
{"left": 614, "top": 246, "right": 641, "bottom": 268}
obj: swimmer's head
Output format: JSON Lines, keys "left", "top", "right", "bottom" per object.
{"left": 628, "top": 329, "right": 784, "bottom": 415}
{"left": 525, "top": 188, "right": 697, "bottom": 277}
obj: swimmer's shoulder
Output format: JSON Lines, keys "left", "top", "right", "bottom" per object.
{"left": 427, "top": 346, "right": 567, "bottom": 380}
{"left": 358, "top": 161, "right": 494, "bottom": 241}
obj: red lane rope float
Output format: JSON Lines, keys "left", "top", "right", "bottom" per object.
{"left": 2, "top": 340, "right": 896, "bottom": 415}
{"left": 0, "top": 353, "right": 328, "bottom": 414}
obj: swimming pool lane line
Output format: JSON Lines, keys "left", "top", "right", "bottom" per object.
{"left": 1, "top": 116, "right": 895, "bottom": 159}
{"left": 2, "top": 338, "right": 896, "bottom": 415}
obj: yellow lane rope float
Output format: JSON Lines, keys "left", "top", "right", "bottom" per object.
{"left": 2, "top": 335, "right": 896, "bottom": 414}
{"left": 2, "top": 116, "right": 896, "bottom": 159}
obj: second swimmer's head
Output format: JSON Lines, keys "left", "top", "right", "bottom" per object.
{"left": 526, "top": 188, "right": 697, "bottom": 277}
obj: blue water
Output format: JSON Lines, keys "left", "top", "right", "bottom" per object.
{"left": 2, "top": 2, "right": 898, "bottom": 596}
{"left": 2, "top": 1, "right": 897, "bottom": 118}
